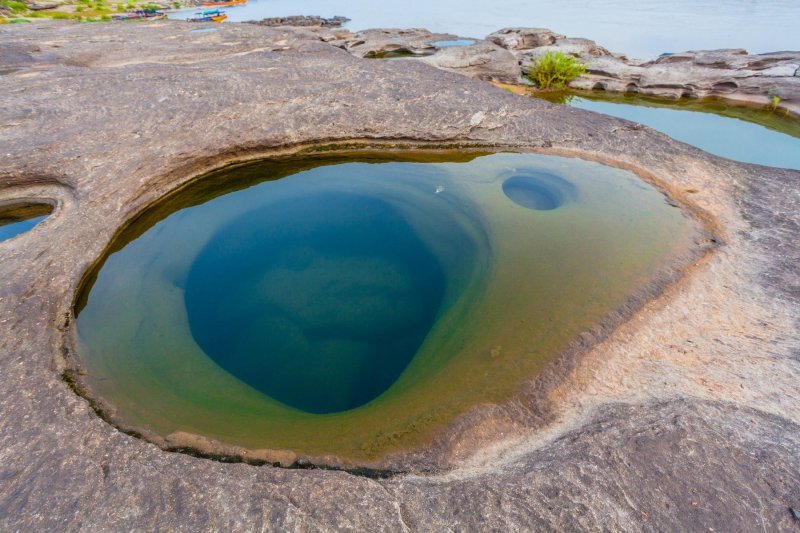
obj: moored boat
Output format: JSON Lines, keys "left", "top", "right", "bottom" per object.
{"left": 187, "top": 8, "right": 227, "bottom": 22}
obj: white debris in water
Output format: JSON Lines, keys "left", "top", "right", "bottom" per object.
{"left": 435, "top": 185, "right": 445, "bottom": 194}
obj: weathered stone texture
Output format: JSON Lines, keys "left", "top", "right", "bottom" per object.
{"left": 487, "top": 28, "right": 800, "bottom": 114}
{"left": 0, "top": 21, "right": 799, "bottom": 531}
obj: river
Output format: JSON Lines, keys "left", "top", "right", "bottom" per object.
{"left": 173, "top": 0, "right": 800, "bottom": 59}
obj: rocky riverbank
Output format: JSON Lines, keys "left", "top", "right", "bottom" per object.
{"left": 245, "top": 15, "right": 350, "bottom": 28}
{"left": 1, "top": 20, "right": 799, "bottom": 531}
{"left": 279, "top": 24, "right": 798, "bottom": 115}
{"left": 490, "top": 28, "right": 800, "bottom": 114}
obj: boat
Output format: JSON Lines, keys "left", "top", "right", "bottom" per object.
{"left": 187, "top": 8, "right": 228, "bottom": 22}
{"left": 112, "top": 8, "right": 167, "bottom": 20}
{"left": 199, "top": 0, "right": 245, "bottom": 7}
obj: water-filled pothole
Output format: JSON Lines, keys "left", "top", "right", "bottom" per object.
{"left": 502, "top": 171, "right": 576, "bottom": 211}
{"left": 0, "top": 202, "right": 52, "bottom": 243}
{"left": 74, "top": 151, "right": 697, "bottom": 462}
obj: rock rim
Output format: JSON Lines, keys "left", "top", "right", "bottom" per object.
{"left": 0, "top": 20, "right": 799, "bottom": 531}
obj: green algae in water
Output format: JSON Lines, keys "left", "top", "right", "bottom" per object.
{"left": 75, "top": 152, "right": 697, "bottom": 461}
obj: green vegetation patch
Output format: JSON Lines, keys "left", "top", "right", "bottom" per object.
{"left": 525, "top": 50, "right": 588, "bottom": 90}
{"left": 0, "top": 0, "right": 28, "bottom": 13}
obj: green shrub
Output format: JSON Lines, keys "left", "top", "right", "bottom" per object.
{"left": 525, "top": 51, "right": 587, "bottom": 90}
{"left": 49, "top": 11, "right": 71, "bottom": 18}
{"left": 0, "top": 0, "right": 28, "bottom": 13}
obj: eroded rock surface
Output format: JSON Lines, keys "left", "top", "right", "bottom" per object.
{"left": 246, "top": 15, "right": 350, "bottom": 28}
{"left": 0, "top": 21, "right": 799, "bottom": 531}
{"left": 489, "top": 27, "right": 800, "bottom": 114}
{"left": 338, "top": 28, "right": 521, "bottom": 83}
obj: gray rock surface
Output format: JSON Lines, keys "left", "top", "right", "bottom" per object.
{"left": 340, "top": 28, "right": 521, "bottom": 83}
{"left": 246, "top": 15, "right": 350, "bottom": 28}
{"left": 0, "top": 20, "right": 799, "bottom": 531}
{"left": 488, "top": 27, "right": 800, "bottom": 114}
{"left": 26, "top": 1, "right": 61, "bottom": 11}
{"left": 419, "top": 41, "right": 520, "bottom": 83}
{"left": 340, "top": 28, "right": 442, "bottom": 57}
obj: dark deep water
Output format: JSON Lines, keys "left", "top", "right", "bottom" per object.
{"left": 185, "top": 192, "right": 449, "bottom": 414}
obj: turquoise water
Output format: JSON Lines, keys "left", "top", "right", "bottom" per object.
{"left": 74, "top": 152, "right": 695, "bottom": 458}
{"left": 567, "top": 97, "right": 800, "bottom": 170}
{"left": 174, "top": 0, "right": 799, "bottom": 58}
{"left": 501, "top": 171, "right": 576, "bottom": 211}
{"left": 185, "top": 191, "right": 461, "bottom": 413}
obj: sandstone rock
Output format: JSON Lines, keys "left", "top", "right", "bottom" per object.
{"left": 342, "top": 28, "right": 520, "bottom": 83}
{"left": 26, "top": 1, "right": 60, "bottom": 10}
{"left": 420, "top": 41, "right": 521, "bottom": 83}
{"left": 342, "top": 28, "right": 442, "bottom": 58}
{"left": 488, "top": 27, "right": 800, "bottom": 113}
{"left": 246, "top": 15, "right": 350, "bottom": 28}
{"left": 1, "top": 20, "right": 800, "bottom": 531}
{"left": 487, "top": 27, "right": 565, "bottom": 49}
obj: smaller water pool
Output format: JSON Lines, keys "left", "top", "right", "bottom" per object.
{"left": 536, "top": 92, "right": 800, "bottom": 171}
{"left": 502, "top": 171, "right": 576, "bottom": 211}
{"left": 0, "top": 203, "right": 52, "bottom": 243}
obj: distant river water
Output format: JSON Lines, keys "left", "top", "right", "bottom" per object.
{"left": 175, "top": 0, "right": 800, "bottom": 58}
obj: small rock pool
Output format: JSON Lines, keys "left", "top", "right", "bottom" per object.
{"left": 0, "top": 203, "right": 52, "bottom": 243}
{"left": 543, "top": 92, "right": 800, "bottom": 170}
{"left": 73, "top": 151, "right": 698, "bottom": 463}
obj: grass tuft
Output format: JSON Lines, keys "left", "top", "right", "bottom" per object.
{"left": 525, "top": 50, "right": 588, "bottom": 90}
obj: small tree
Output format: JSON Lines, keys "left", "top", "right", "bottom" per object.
{"left": 526, "top": 51, "right": 587, "bottom": 90}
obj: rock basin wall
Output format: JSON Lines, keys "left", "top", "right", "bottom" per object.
{"left": 0, "top": 20, "right": 799, "bottom": 531}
